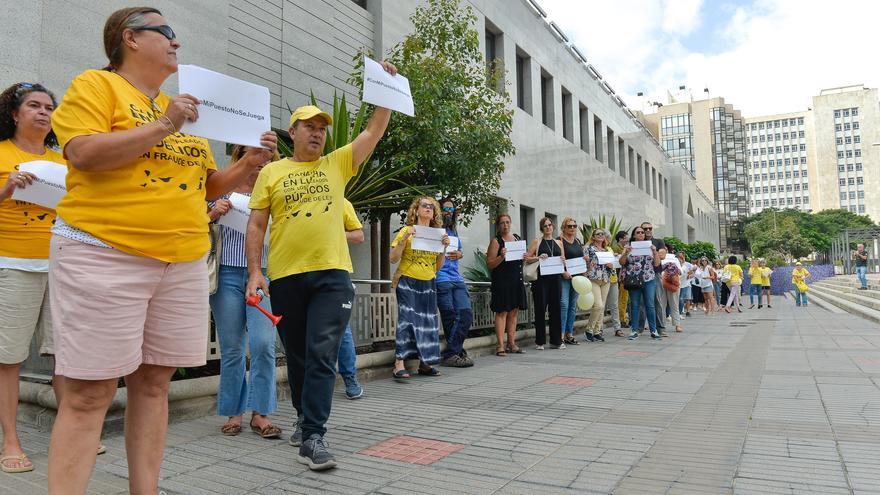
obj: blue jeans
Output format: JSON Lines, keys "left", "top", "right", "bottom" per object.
{"left": 437, "top": 280, "right": 473, "bottom": 358}
{"left": 795, "top": 291, "right": 808, "bottom": 306}
{"left": 749, "top": 284, "right": 762, "bottom": 305}
{"left": 559, "top": 277, "right": 579, "bottom": 335}
{"left": 714, "top": 281, "right": 722, "bottom": 304}
{"left": 209, "top": 265, "right": 277, "bottom": 417}
{"left": 857, "top": 266, "right": 868, "bottom": 288}
{"left": 337, "top": 325, "right": 357, "bottom": 378}
{"left": 678, "top": 286, "right": 691, "bottom": 314}
{"left": 629, "top": 279, "right": 657, "bottom": 334}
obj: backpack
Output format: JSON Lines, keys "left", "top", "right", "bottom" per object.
{"left": 661, "top": 263, "right": 681, "bottom": 292}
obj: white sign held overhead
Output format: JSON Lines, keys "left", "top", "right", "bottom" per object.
{"left": 630, "top": 241, "right": 653, "bottom": 257}
{"left": 217, "top": 193, "right": 269, "bottom": 245}
{"left": 178, "top": 64, "right": 271, "bottom": 148}
{"left": 361, "top": 56, "right": 415, "bottom": 116}
{"left": 10, "top": 161, "right": 67, "bottom": 209}
{"left": 504, "top": 240, "right": 527, "bottom": 261}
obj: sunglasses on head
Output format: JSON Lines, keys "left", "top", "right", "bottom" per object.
{"left": 134, "top": 24, "right": 176, "bottom": 40}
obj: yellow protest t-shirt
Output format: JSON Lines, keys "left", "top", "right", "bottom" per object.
{"left": 51, "top": 70, "right": 216, "bottom": 262}
{"left": 760, "top": 267, "right": 772, "bottom": 286}
{"left": 0, "top": 140, "right": 63, "bottom": 259}
{"left": 343, "top": 199, "right": 362, "bottom": 231}
{"left": 391, "top": 227, "right": 440, "bottom": 281}
{"left": 249, "top": 145, "right": 354, "bottom": 280}
{"left": 748, "top": 266, "right": 763, "bottom": 285}
{"left": 725, "top": 264, "right": 743, "bottom": 285}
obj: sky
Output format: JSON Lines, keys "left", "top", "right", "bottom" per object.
{"left": 538, "top": 0, "right": 880, "bottom": 117}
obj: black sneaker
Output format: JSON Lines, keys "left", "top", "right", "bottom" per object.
{"left": 584, "top": 332, "right": 595, "bottom": 342}
{"left": 441, "top": 355, "right": 470, "bottom": 368}
{"left": 298, "top": 434, "right": 337, "bottom": 471}
{"left": 593, "top": 334, "right": 605, "bottom": 342}
{"left": 288, "top": 415, "right": 304, "bottom": 447}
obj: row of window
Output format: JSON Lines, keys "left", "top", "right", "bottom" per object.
{"left": 754, "top": 197, "right": 810, "bottom": 207}
{"left": 833, "top": 107, "right": 859, "bottom": 118}
{"left": 753, "top": 183, "right": 810, "bottom": 194}
{"left": 751, "top": 171, "right": 809, "bottom": 180}
{"left": 837, "top": 149, "right": 863, "bottom": 159}
{"left": 750, "top": 157, "right": 809, "bottom": 167}
{"left": 749, "top": 117, "right": 805, "bottom": 130}
{"left": 839, "top": 177, "right": 865, "bottom": 185}
{"left": 840, "top": 191, "right": 867, "bottom": 200}
{"left": 836, "top": 136, "right": 862, "bottom": 145}
{"left": 749, "top": 131, "right": 806, "bottom": 143}
{"left": 841, "top": 204, "right": 867, "bottom": 214}
{"left": 751, "top": 144, "right": 807, "bottom": 155}
{"left": 835, "top": 122, "right": 861, "bottom": 131}
{"left": 838, "top": 163, "right": 864, "bottom": 172}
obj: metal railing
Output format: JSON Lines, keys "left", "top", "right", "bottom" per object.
{"left": 828, "top": 227, "right": 880, "bottom": 275}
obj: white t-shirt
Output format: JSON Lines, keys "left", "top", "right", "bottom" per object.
{"left": 695, "top": 267, "right": 714, "bottom": 289}
{"left": 680, "top": 261, "right": 694, "bottom": 285}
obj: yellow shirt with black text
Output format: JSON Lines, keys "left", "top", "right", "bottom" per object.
{"left": 249, "top": 145, "right": 355, "bottom": 280}
{"left": 0, "top": 140, "right": 63, "bottom": 259}
{"left": 391, "top": 227, "right": 440, "bottom": 281}
{"left": 51, "top": 70, "right": 216, "bottom": 262}
{"left": 343, "top": 199, "right": 361, "bottom": 231}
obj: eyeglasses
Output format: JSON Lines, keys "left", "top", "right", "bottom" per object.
{"left": 441, "top": 206, "right": 455, "bottom": 213}
{"left": 564, "top": 224, "right": 577, "bottom": 229}
{"left": 134, "top": 25, "right": 176, "bottom": 40}
{"left": 643, "top": 227, "right": 653, "bottom": 231}
{"left": 541, "top": 223, "right": 553, "bottom": 229}
{"left": 498, "top": 220, "right": 511, "bottom": 225}
{"left": 419, "top": 203, "right": 435, "bottom": 210}
{"left": 593, "top": 232, "right": 605, "bottom": 237}
{"left": 633, "top": 230, "right": 645, "bottom": 235}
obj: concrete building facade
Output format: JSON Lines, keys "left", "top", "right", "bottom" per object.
{"left": 639, "top": 96, "right": 749, "bottom": 252}
{"left": 745, "top": 85, "right": 880, "bottom": 222}
{"left": 1, "top": 0, "right": 720, "bottom": 277}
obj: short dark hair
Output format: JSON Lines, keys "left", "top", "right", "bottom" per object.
{"left": 728, "top": 255, "right": 737, "bottom": 264}
{"left": 614, "top": 230, "right": 628, "bottom": 243}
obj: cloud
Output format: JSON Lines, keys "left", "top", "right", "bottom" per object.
{"left": 538, "top": 0, "right": 880, "bottom": 116}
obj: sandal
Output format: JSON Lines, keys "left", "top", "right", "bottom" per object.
{"left": 615, "top": 330, "right": 625, "bottom": 337}
{"left": 496, "top": 346, "right": 507, "bottom": 357}
{"left": 0, "top": 453, "right": 34, "bottom": 474}
{"left": 506, "top": 346, "right": 524, "bottom": 354}
{"left": 393, "top": 369, "right": 411, "bottom": 380}
{"left": 220, "top": 420, "right": 242, "bottom": 436}
{"left": 417, "top": 366, "right": 441, "bottom": 377}
{"left": 250, "top": 419, "right": 282, "bottom": 439}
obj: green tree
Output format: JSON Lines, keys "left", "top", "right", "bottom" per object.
{"left": 581, "top": 215, "right": 630, "bottom": 245}
{"left": 686, "top": 241, "right": 719, "bottom": 261}
{"left": 662, "top": 236, "right": 687, "bottom": 255}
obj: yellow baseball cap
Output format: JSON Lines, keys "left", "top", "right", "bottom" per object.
{"left": 795, "top": 261, "right": 802, "bottom": 265}
{"left": 289, "top": 105, "right": 332, "bottom": 128}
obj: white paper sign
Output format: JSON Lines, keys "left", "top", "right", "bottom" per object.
{"left": 595, "top": 251, "right": 616, "bottom": 265}
{"left": 411, "top": 225, "right": 447, "bottom": 253}
{"left": 539, "top": 256, "right": 565, "bottom": 275}
{"left": 361, "top": 56, "right": 415, "bottom": 116}
{"left": 564, "top": 256, "right": 587, "bottom": 275}
{"left": 178, "top": 64, "right": 270, "bottom": 148}
{"left": 444, "top": 236, "right": 460, "bottom": 257}
{"left": 217, "top": 193, "right": 269, "bottom": 245}
{"left": 612, "top": 255, "right": 622, "bottom": 269}
{"left": 504, "top": 240, "right": 527, "bottom": 261}
{"left": 10, "top": 161, "right": 67, "bottom": 209}
{"left": 630, "top": 241, "right": 653, "bottom": 257}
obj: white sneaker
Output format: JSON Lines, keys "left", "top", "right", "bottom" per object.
{"left": 535, "top": 344, "right": 545, "bottom": 350}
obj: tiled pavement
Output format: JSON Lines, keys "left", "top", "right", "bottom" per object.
{"left": 5, "top": 293, "right": 880, "bottom": 494}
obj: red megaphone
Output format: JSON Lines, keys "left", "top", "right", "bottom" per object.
{"left": 245, "top": 293, "right": 282, "bottom": 326}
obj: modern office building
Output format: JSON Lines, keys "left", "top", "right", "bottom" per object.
{"left": 3, "top": 0, "right": 721, "bottom": 277}
{"left": 639, "top": 94, "right": 750, "bottom": 252}
{"left": 745, "top": 85, "right": 879, "bottom": 221}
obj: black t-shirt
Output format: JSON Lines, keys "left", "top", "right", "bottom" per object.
{"left": 649, "top": 238, "right": 665, "bottom": 274}
{"left": 855, "top": 250, "right": 868, "bottom": 267}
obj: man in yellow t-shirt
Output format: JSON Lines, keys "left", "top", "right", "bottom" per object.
{"left": 759, "top": 259, "right": 773, "bottom": 308}
{"left": 245, "top": 62, "right": 397, "bottom": 471}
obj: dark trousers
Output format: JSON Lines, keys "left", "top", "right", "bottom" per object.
{"left": 270, "top": 269, "right": 354, "bottom": 440}
{"left": 532, "top": 275, "right": 562, "bottom": 346}
{"left": 437, "top": 280, "right": 473, "bottom": 358}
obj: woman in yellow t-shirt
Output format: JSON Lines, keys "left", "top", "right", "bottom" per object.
{"left": 759, "top": 259, "right": 773, "bottom": 308}
{"left": 747, "top": 258, "right": 763, "bottom": 309}
{"left": 0, "top": 82, "right": 64, "bottom": 475}
{"left": 723, "top": 255, "right": 744, "bottom": 313}
{"left": 791, "top": 262, "right": 811, "bottom": 307}
{"left": 389, "top": 197, "right": 449, "bottom": 380}
{"left": 46, "top": 8, "right": 277, "bottom": 494}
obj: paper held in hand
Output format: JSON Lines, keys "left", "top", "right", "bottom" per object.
{"left": 504, "top": 240, "right": 527, "bottom": 261}
{"left": 361, "top": 56, "right": 415, "bottom": 116}
{"left": 595, "top": 251, "right": 616, "bottom": 265}
{"left": 564, "top": 256, "right": 587, "bottom": 275}
{"left": 411, "top": 225, "right": 447, "bottom": 253}
{"left": 539, "top": 256, "right": 565, "bottom": 275}
{"left": 10, "top": 161, "right": 67, "bottom": 209}
{"left": 217, "top": 193, "right": 269, "bottom": 246}
{"left": 612, "top": 255, "right": 622, "bottom": 269}
{"left": 630, "top": 241, "right": 653, "bottom": 257}
{"left": 178, "top": 64, "right": 271, "bottom": 148}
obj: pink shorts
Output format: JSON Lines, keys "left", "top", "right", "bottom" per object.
{"left": 49, "top": 235, "right": 209, "bottom": 380}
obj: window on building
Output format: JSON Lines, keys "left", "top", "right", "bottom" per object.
{"left": 847, "top": 164, "right": 854, "bottom": 171}
{"left": 799, "top": 130, "right": 805, "bottom": 138}
{"left": 859, "top": 190, "right": 865, "bottom": 198}
{"left": 849, "top": 191, "right": 856, "bottom": 199}
{"left": 793, "top": 170, "right": 800, "bottom": 177}
{"left": 802, "top": 170, "right": 808, "bottom": 177}
{"left": 803, "top": 183, "right": 808, "bottom": 190}
{"left": 857, "top": 177, "right": 864, "bottom": 185}
{"left": 794, "top": 184, "right": 800, "bottom": 191}
{"left": 561, "top": 87, "right": 573, "bottom": 143}
{"left": 770, "top": 173, "right": 776, "bottom": 180}
{"left": 771, "top": 199, "right": 778, "bottom": 206}
{"left": 774, "top": 120, "right": 780, "bottom": 127}
{"left": 853, "top": 122, "right": 860, "bottom": 129}
{"left": 800, "top": 157, "right": 807, "bottom": 164}
{"left": 844, "top": 123, "right": 851, "bottom": 131}
{"left": 484, "top": 21, "right": 504, "bottom": 92}
{"left": 848, "top": 178, "right": 855, "bottom": 185}
{"left": 855, "top": 149, "right": 861, "bottom": 157}
{"left": 783, "top": 145, "right": 790, "bottom": 152}
{"left": 776, "top": 146, "right": 782, "bottom": 153}
{"left": 799, "top": 144, "right": 805, "bottom": 151}
{"left": 843, "top": 109, "right": 850, "bottom": 117}
{"left": 606, "top": 128, "right": 616, "bottom": 170}
{"left": 856, "top": 163, "right": 862, "bottom": 171}
{"left": 838, "top": 151, "right": 845, "bottom": 158}
{"left": 785, "top": 171, "right": 792, "bottom": 178}
{"left": 859, "top": 205, "right": 866, "bottom": 214}
{"left": 835, "top": 124, "right": 842, "bottom": 131}
{"left": 854, "top": 136, "right": 861, "bottom": 144}
{"left": 798, "top": 117, "right": 804, "bottom": 124}
{"left": 770, "top": 186, "right": 777, "bottom": 193}
{"left": 839, "top": 164, "right": 846, "bottom": 172}
{"left": 759, "top": 122, "right": 765, "bottom": 129}
{"left": 839, "top": 178, "right": 846, "bottom": 186}
{"left": 834, "top": 110, "right": 841, "bottom": 118}
{"left": 846, "top": 150, "right": 853, "bottom": 158}
{"left": 852, "top": 107, "right": 859, "bottom": 116}
{"left": 578, "top": 104, "right": 589, "bottom": 153}
{"left": 795, "top": 197, "right": 801, "bottom": 204}
{"left": 786, "top": 184, "right": 792, "bottom": 191}
{"left": 837, "top": 137, "right": 843, "bottom": 145}
{"left": 540, "top": 69, "right": 554, "bottom": 129}
{"left": 763, "top": 199, "right": 769, "bottom": 206}
{"left": 515, "top": 48, "right": 531, "bottom": 114}
{"left": 594, "top": 115, "right": 603, "bottom": 162}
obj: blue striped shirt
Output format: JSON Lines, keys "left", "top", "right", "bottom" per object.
{"left": 210, "top": 194, "right": 267, "bottom": 268}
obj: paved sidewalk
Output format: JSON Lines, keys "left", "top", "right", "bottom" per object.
{"left": 5, "top": 293, "right": 880, "bottom": 494}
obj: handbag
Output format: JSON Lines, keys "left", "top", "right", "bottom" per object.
{"left": 207, "top": 223, "right": 222, "bottom": 295}
{"left": 720, "top": 267, "right": 732, "bottom": 284}
{"left": 622, "top": 267, "right": 644, "bottom": 291}
{"left": 523, "top": 260, "right": 539, "bottom": 282}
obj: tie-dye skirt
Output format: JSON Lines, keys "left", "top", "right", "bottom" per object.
{"left": 395, "top": 276, "right": 440, "bottom": 365}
